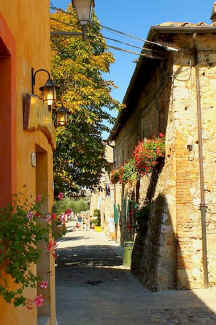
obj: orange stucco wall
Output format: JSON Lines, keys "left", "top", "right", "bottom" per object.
{"left": 0, "top": 1, "right": 55, "bottom": 325}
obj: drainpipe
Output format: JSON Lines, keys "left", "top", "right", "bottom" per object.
{"left": 193, "top": 33, "right": 208, "bottom": 288}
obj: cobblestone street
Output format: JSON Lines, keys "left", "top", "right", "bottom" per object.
{"left": 56, "top": 224, "right": 216, "bottom": 325}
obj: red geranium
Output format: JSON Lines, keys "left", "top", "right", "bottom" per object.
{"left": 133, "top": 135, "right": 165, "bottom": 175}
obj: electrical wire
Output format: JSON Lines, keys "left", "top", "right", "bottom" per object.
{"left": 107, "top": 44, "right": 163, "bottom": 59}
{"left": 103, "top": 36, "right": 154, "bottom": 52}
{"left": 50, "top": 5, "right": 178, "bottom": 52}
{"left": 100, "top": 24, "right": 147, "bottom": 44}
{"left": 51, "top": 17, "right": 166, "bottom": 58}
{"left": 50, "top": 17, "right": 167, "bottom": 58}
{"left": 51, "top": 5, "right": 156, "bottom": 46}
{"left": 173, "top": 58, "right": 192, "bottom": 81}
{"left": 51, "top": 16, "right": 162, "bottom": 54}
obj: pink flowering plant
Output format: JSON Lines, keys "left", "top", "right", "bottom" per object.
{"left": 52, "top": 214, "right": 67, "bottom": 240}
{"left": 133, "top": 133, "right": 165, "bottom": 175}
{"left": 0, "top": 194, "right": 53, "bottom": 307}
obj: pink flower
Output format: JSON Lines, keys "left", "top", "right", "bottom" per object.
{"left": 36, "top": 194, "right": 42, "bottom": 203}
{"left": 60, "top": 214, "right": 66, "bottom": 224}
{"left": 48, "top": 239, "right": 57, "bottom": 252}
{"left": 39, "top": 280, "right": 48, "bottom": 289}
{"left": 159, "top": 133, "right": 164, "bottom": 138}
{"left": 27, "top": 211, "right": 34, "bottom": 222}
{"left": 52, "top": 213, "right": 57, "bottom": 220}
{"left": 48, "top": 240, "right": 53, "bottom": 252}
{"left": 46, "top": 214, "right": 52, "bottom": 222}
{"left": 57, "top": 192, "right": 64, "bottom": 200}
{"left": 34, "top": 294, "right": 44, "bottom": 307}
{"left": 65, "top": 208, "right": 72, "bottom": 216}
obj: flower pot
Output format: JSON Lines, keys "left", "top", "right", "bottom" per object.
{"left": 94, "top": 226, "right": 102, "bottom": 232}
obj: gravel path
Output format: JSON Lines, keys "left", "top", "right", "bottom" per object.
{"left": 56, "top": 224, "right": 216, "bottom": 325}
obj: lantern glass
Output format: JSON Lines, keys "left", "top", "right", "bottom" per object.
{"left": 56, "top": 105, "right": 69, "bottom": 126}
{"left": 72, "top": 0, "right": 95, "bottom": 25}
{"left": 39, "top": 78, "right": 57, "bottom": 108}
{"left": 57, "top": 111, "right": 67, "bottom": 126}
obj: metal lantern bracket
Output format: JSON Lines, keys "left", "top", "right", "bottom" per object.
{"left": 31, "top": 68, "right": 51, "bottom": 95}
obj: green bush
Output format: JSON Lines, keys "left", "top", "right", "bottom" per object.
{"left": 92, "top": 209, "right": 101, "bottom": 226}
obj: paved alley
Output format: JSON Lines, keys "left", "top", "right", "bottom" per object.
{"left": 56, "top": 224, "right": 216, "bottom": 325}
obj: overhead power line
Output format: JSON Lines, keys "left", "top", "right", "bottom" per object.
{"left": 100, "top": 24, "right": 146, "bottom": 43}
{"left": 51, "top": 29, "right": 165, "bottom": 59}
{"left": 101, "top": 24, "right": 179, "bottom": 52}
{"left": 107, "top": 45, "right": 164, "bottom": 60}
{"left": 51, "top": 17, "right": 148, "bottom": 52}
{"left": 103, "top": 36, "right": 152, "bottom": 52}
{"left": 50, "top": 5, "right": 179, "bottom": 53}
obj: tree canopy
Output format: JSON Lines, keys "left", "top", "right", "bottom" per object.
{"left": 53, "top": 198, "right": 89, "bottom": 216}
{"left": 51, "top": 5, "right": 121, "bottom": 196}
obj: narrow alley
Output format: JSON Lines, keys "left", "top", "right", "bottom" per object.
{"left": 56, "top": 224, "right": 216, "bottom": 325}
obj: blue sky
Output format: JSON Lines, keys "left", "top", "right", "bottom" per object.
{"left": 52, "top": 0, "right": 214, "bottom": 103}
{"left": 52, "top": 0, "right": 215, "bottom": 138}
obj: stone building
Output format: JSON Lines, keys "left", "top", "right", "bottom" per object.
{"left": 90, "top": 144, "right": 119, "bottom": 239}
{"left": 0, "top": 2, "right": 56, "bottom": 325}
{"left": 109, "top": 4, "right": 216, "bottom": 291}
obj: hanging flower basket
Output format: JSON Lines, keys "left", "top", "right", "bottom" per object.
{"left": 133, "top": 134, "right": 165, "bottom": 175}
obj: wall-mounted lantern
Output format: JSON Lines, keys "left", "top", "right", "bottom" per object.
{"left": 72, "top": 0, "right": 95, "bottom": 26}
{"left": 54, "top": 103, "right": 69, "bottom": 127}
{"left": 31, "top": 68, "right": 58, "bottom": 110}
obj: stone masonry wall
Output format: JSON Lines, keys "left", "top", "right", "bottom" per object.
{"left": 114, "top": 32, "right": 216, "bottom": 290}
{"left": 115, "top": 59, "right": 177, "bottom": 290}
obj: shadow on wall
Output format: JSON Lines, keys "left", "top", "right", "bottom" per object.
{"left": 130, "top": 156, "right": 175, "bottom": 289}
{"left": 119, "top": 58, "right": 174, "bottom": 272}
{"left": 131, "top": 187, "right": 207, "bottom": 292}
{"left": 132, "top": 194, "right": 177, "bottom": 290}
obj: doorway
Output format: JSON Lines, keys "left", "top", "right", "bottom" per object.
{"left": 35, "top": 146, "right": 50, "bottom": 321}
{"left": 0, "top": 35, "right": 16, "bottom": 207}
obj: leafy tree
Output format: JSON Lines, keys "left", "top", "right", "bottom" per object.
{"left": 54, "top": 111, "right": 110, "bottom": 195}
{"left": 50, "top": 5, "right": 122, "bottom": 195}
{"left": 53, "top": 198, "right": 89, "bottom": 216}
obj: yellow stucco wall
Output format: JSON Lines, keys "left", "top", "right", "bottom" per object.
{"left": 0, "top": 1, "right": 56, "bottom": 324}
